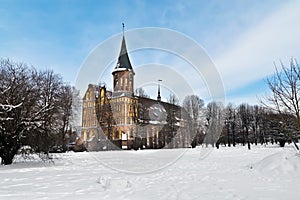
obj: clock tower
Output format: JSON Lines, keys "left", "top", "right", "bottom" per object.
{"left": 112, "top": 31, "right": 135, "bottom": 96}
{"left": 110, "top": 25, "right": 138, "bottom": 143}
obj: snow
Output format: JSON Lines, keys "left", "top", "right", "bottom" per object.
{"left": 0, "top": 117, "right": 13, "bottom": 121}
{"left": 112, "top": 67, "right": 131, "bottom": 72}
{"left": 0, "top": 145, "right": 300, "bottom": 200}
{"left": 0, "top": 86, "right": 11, "bottom": 95}
{"left": 0, "top": 102, "right": 22, "bottom": 112}
{"left": 149, "top": 120, "right": 167, "bottom": 125}
{"left": 254, "top": 148, "right": 300, "bottom": 175}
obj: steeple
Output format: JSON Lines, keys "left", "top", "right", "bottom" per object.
{"left": 157, "top": 80, "right": 162, "bottom": 101}
{"left": 112, "top": 23, "right": 135, "bottom": 95}
{"left": 112, "top": 24, "right": 134, "bottom": 74}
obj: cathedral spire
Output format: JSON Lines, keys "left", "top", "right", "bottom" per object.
{"left": 157, "top": 79, "right": 162, "bottom": 101}
{"left": 112, "top": 23, "right": 134, "bottom": 74}
{"left": 112, "top": 24, "right": 135, "bottom": 95}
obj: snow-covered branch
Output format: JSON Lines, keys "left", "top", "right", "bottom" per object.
{"left": 0, "top": 86, "right": 11, "bottom": 95}
{"left": 0, "top": 117, "right": 14, "bottom": 121}
{"left": 0, "top": 102, "right": 23, "bottom": 112}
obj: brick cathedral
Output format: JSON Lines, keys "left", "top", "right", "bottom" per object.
{"left": 81, "top": 31, "right": 193, "bottom": 151}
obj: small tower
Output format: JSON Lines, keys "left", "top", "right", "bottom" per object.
{"left": 112, "top": 23, "right": 135, "bottom": 96}
{"left": 157, "top": 79, "right": 162, "bottom": 101}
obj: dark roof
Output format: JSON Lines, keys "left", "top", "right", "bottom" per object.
{"left": 138, "top": 96, "right": 182, "bottom": 111}
{"left": 137, "top": 96, "right": 183, "bottom": 121}
{"left": 113, "top": 36, "right": 134, "bottom": 74}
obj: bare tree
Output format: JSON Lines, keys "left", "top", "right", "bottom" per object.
{"left": 0, "top": 59, "right": 75, "bottom": 165}
{"left": 167, "top": 94, "right": 179, "bottom": 105}
{"left": 204, "top": 101, "right": 224, "bottom": 148}
{"left": 135, "top": 88, "right": 149, "bottom": 98}
{"left": 182, "top": 95, "right": 204, "bottom": 123}
{"left": 182, "top": 95, "right": 205, "bottom": 147}
{"left": 57, "top": 85, "right": 76, "bottom": 151}
{"left": 0, "top": 59, "right": 36, "bottom": 164}
{"left": 70, "top": 87, "right": 82, "bottom": 133}
{"left": 262, "top": 58, "right": 300, "bottom": 150}
{"left": 238, "top": 104, "right": 253, "bottom": 150}
{"left": 263, "top": 111, "right": 298, "bottom": 147}
{"left": 224, "top": 103, "right": 238, "bottom": 147}
{"left": 252, "top": 105, "right": 266, "bottom": 146}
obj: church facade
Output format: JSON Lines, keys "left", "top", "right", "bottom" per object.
{"left": 81, "top": 33, "right": 193, "bottom": 151}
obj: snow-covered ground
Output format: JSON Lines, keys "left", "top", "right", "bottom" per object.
{"left": 0, "top": 144, "right": 300, "bottom": 200}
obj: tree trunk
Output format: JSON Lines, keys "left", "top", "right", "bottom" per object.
{"left": 242, "top": 129, "right": 245, "bottom": 146}
{"left": 293, "top": 141, "right": 299, "bottom": 150}
{"left": 295, "top": 118, "right": 300, "bottom": 150}
{"left": 1, "top": 152, "right": 16, "bottom": 165}
{"left": 6, "top": 157, "right": 13, "bottom": 165}
{"left": 0, "top": 140, "right": 20, "bottom": 165}
{"left": 279, "top": 139, "right": 286, "bottom": 147}
{"left": 246, "top": 127, "right": 251, "bottom": 150}
{"left": 227, "top": 124, "right": 231, "bottom": 147}
{"left": 232, "top": 123, "right": 236, "bottom": 147}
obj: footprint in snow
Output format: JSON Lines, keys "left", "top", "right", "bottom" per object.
{"left": 97, "top": 176, "right": 132, "bottom": 192}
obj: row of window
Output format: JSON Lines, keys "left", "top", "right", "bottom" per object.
{"left": 82, "top": 119, "right": 97, "bottom": 127}
{"left": 82, "top": 130, "right": 96, "bottom": 141}
{"left": 117, "top": 76, "right": 133, "bottom": 86}
{"left": 114, "top": 117, "right": 133, "bottom": 125}
{"left": 83, "top": 101, "right": 96, "bottom": 107}
{"left": 115, "top": 85, "right": 131, "bottom": 92}
{"left": 113, "top": 97, "right": 135, "bottom": 103}
{"left": 82, "top": 108, "right": 97, "bottom": 127}
{"left": 85, "top": 91, "right": 97, "bottom": 100}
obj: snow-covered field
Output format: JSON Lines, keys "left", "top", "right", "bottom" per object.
{"left": 0, "top": 144, "right": 300, "bottom": 200}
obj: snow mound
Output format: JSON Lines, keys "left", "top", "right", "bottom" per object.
{"left": 254, "top": 149, "right": 300, "bottom": 175}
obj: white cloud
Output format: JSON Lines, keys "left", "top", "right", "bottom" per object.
{"left": 215, "top": 1, "right": 300, "bottom": 92}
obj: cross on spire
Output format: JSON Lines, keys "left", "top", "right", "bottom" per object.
{"left": 122, "top": 23, "right": 125, "bottom": 36}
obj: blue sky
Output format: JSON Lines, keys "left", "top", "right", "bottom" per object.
{"left": 1, "top": 0, "right": 299, "bottom": 105}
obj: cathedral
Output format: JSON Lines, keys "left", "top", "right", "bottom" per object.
{"left": 81, "top": 31, "right": 193, "bottom": 151}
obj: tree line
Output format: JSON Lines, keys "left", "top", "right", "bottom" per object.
{"left": 0, "top": 59, "right": 79, "bottom": 165}
{"left": 185, "top": 58, "right": 300, "bottom": 150}
{"left": 182, "top": 97, "right": 300, "bottom": 151}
